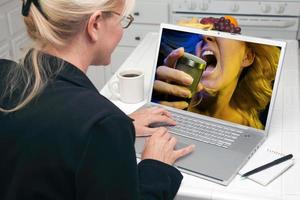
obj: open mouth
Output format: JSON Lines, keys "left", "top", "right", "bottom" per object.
{"left": 201, "top": 50, "right": 217, "bottom": 72}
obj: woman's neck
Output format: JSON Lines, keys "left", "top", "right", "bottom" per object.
{"left": 42, "top": 37, "right": 92, "bottom": 73}
{"left": 191, "top": 79, "right": 240, "bottom": 119}
{"left": 213, "top": 84, "right": 237, "bottom": 116}
{"left": 210, "top": 80, "right": 247, "bottom": 124}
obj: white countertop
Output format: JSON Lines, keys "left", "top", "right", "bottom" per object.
{"left": 101, "top": 33, "right": 300, "bottom": 200}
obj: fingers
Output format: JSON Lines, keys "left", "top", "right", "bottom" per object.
{"left": 152, "top": 127, "right": 168, "bottom": 138}
{"left": 144, "top": 107, "right": 176, "bottom": 125}
{"left": 164, "top": 47, "right": 185, "bottom": 68}
{"left": 137, "top": 127, "right": 161, "bottom": 137}
{"left": 173, "top": 144, "right": 196, "bottom": 160}
{"left": 197, "top": 82, "right": 204, "bottom": 93}
{"left": 148, "top": 107, "right": 172, "bottom": 118}
{"left": 135, "top": 107, "right": 168, "bottom": 118}
{"left": 146, "top": 115, "right": 176, "bottom": 127}
{"left": 151, "top": 128, "right": 171, "bottom": 144}
{"left": 160, "top": 101, "right": 189, "bottom": 110}
{"left": 143, "top": 128, "right": 195, "bottom": 165}
{"left": 195, "top": 41, "right": 203, "bottom": 57}
{"left": 155, "top": 130, "right": 195, "bottom": 162}
{"left": 140, "top": 126, "right": 168, "bottom": 138}
{"left": 156, "top": 66, "right": 193, "bottom": 86}
{"left": 139, "top": 106, "right": 171, "bottom": 116}
{"left": 167, "top": 137, "right": 177, "bottom": 150}
{"left": 155, "top": 115, "right": 176, "bottom": 126}
{"left": 154, "top": 80, "right": 192, "bottom": 98}
{"left": 162, "top": 131, "right": 172, "bottom": 142}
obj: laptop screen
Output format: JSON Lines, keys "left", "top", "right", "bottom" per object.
{"left": 151, "top": 24, "right": 286, "bottom": 131}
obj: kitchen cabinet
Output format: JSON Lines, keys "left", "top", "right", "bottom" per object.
{"left": 0, "top": 0, "right": 31, "bottom": 61}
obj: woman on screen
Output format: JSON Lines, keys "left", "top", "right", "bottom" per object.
{"left": 153, "top": 33, "right": 280, "bottom": 129}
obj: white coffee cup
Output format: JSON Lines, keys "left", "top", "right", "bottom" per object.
{"left": 109, "top": 69, "right": 144, "bottom": 104}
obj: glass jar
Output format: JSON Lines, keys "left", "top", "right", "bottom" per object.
{"left": 175, "top": 52, "right": 207, "bottom": 96}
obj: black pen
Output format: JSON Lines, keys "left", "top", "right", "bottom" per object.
{"left": 241, "top": 154, "right": 293, "bottom": 177}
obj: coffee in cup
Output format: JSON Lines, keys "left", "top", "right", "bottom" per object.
{"left": 109, "top": 69, "right": 144, "bottom": 104}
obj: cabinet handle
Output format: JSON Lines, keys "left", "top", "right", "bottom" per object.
{"left": 133, "top": 12, "right": 140, "bottom": 16}
{"left": 135, "top": 36, "right": 141, "bottom": 41}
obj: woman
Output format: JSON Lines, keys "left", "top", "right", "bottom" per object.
{"left": 0, "top": 0, "right": 194, "bottom": 199}
{"left": 154, "top": 33, "right": 280, "bottom": 129}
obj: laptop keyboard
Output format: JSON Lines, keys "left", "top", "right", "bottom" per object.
{"left": 168, "top": 112, "right": 242, "bottom": 149}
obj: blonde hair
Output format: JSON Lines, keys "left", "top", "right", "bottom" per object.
{"left": 0, "top": 0, "right": 135, "bottom": 113}
{"left": 232, "top": 43, "right": 280, "bottom": 129}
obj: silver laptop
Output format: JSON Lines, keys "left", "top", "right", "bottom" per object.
{"left": 135, "top": 23, "right": 286, "bottom": 186}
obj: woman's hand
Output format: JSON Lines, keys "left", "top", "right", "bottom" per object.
{"left": 153, "top": 47, "right": 194, "bottom": 110}
{"left": 129, "top": 106, "right": 176, "bottom": 137}
{"left": 142, "top": 127, "right": 195, "bottom": 165}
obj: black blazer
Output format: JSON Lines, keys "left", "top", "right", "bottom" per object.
{"left": 0, "top": 54, "right": 182, "bottom": 200}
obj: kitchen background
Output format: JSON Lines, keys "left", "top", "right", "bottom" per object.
{"left": 0, "top": 0, "right": 299, "bottom": 90}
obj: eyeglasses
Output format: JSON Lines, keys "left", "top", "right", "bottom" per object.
{"left": 103, "top": 11, "right": 134, "bottom": 29}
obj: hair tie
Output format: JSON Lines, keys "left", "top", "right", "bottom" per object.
{"left": 22, "top": 0, "right": 47, "bottom": 18}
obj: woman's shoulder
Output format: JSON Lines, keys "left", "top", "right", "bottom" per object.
{"left": 69, "top": 89, "right": 127, "bottom": 121}
{"left": 40, "top": 83, "right": 130, "bottom": 127}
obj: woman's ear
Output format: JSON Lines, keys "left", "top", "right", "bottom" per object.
{"left": 241, "top": 47, "right": 255, "bottom": 68}
{"left": 86, "top": 11, "right": 103, "bottom": 42}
